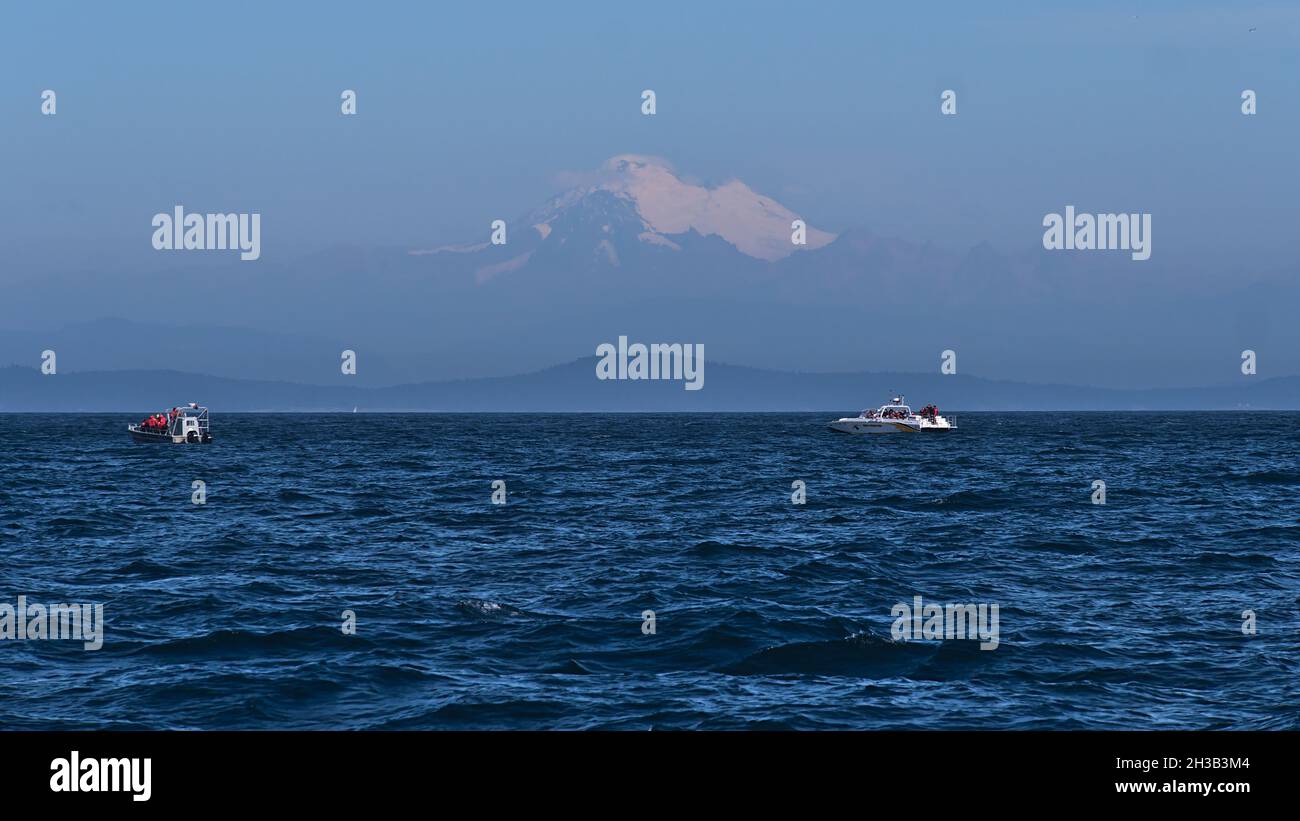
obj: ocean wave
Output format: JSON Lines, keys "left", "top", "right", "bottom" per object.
{"left": 722, "top": 632, "right": 932, "bottom": 677}
{"left": 134, "top": 626, "right": 359, "bottom": 659}
{"left": 1227, "top": 469, "right": 1300, "bottom": 486}
{"left": 456, "top": 599, "right": 531, "bottom": 621}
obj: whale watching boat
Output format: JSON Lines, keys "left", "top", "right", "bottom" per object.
{"left": 828, "top": 396, "right": 955, "bottom": 434}
{"left": 128, "top": 403, "right": 213, "bottom": 444}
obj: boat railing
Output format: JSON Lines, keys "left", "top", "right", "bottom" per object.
{"left": 170, "top": 407, "right": 210, "bottom": 435}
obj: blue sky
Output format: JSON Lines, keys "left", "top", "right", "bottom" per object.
{"left": 3, "top": 0, "right": 1296, "bottom": 267}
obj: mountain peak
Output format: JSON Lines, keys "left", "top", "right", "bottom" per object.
{"left": 412, "top": 155, "right": 836, "bottom": 272}
{"left": 532, "top": 155, "right": 836, "bottom": 261}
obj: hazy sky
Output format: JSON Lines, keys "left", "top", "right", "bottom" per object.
{"left": 3, "top": 0, "right": 1298, "bottom": 271}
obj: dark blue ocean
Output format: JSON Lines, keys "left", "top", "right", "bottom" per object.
{"left": 2, "top": 412, "right": 1297, "bottom": 730}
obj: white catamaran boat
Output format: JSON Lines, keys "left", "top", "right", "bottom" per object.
{"left": 828, "top": 396, "right": 956, "bottom": 434}
{"left": 128, "top": 403, "right": 213, "bottom": 444}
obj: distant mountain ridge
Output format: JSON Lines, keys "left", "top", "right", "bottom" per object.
{"left": 1, "top": 358, "right": 1293, "bottom": 412}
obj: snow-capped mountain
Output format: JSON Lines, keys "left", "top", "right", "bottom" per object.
{"left": 412, "top": 155, "right": 836, "bottom": 282}
{"left": 526, "top": 155, "right": 835, "bottom": 261}
{"left": 401, "top": 153, "right": 1096, "bottom": 324}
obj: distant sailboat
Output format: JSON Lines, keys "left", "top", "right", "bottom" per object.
{"left": 352, "top": 406, "right": 358, "bottom": 413}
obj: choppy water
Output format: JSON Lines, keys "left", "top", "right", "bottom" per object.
{"left": 1, "top": 412, "right": 1297, "bottom": 729}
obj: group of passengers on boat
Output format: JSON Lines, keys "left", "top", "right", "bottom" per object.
{"left": 872, "top": 403, "right": 941, "bottom": 420}
{"left": 137, "top": 408, "right": 179, "bottom": 433}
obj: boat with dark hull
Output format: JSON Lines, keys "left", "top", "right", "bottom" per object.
{"left": 128, "top": 403, "right": 213, "bottom": 444}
